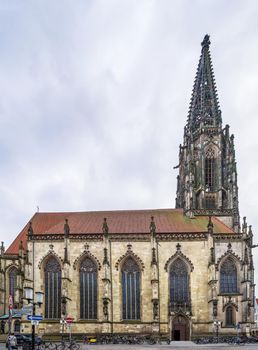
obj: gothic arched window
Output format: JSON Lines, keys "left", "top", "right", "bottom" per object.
{"left": 225, "top": 305, "right": 235, "bottom": 326}
{"left": 220, "top": 259, "right": 238, "bottom": 294}
{"left": 44, "top": 257, "right": 61, "bottom": 319}
{"left": 122, "top": 257, "right": 140, "bottom": 320}
{"left": 80, "top": 257, "right": 97, "bottom": 319}
{"left": 9, "top": 267, "right": 18, "bottom": 303}
{"left": 205, "top": 148, "right": 215, "bottom": 192}
{"left": 170, "top": 259, "right": 189, "bottom": 304}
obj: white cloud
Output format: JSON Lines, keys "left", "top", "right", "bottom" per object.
{"left": 0, "top": 0, "right": 258, "bottom": 286}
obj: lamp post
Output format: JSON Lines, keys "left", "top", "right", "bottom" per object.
{"left": 8, "top": 295, "right": 13, "bottom": 350}
{"left": 24, "top": 287, "right": 43, "bottom": 350}
{"left": 213, "top": 320, "right": 221, "bottom": 343}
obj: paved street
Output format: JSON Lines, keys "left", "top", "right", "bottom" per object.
{"left": 75, "top": 343, "right": 258, "bottom": 349}
{"left": 78, "top": 343, "right": 258, "bottom": 350}
{"left": 1, "top": 342, "right": 258, "bottom": 350}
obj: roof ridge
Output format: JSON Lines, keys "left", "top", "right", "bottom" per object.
{"left": 34, "top": 208, "right": 183, "bottom": 215}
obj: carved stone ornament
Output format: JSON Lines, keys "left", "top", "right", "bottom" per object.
{"left": 38, "top": 251, "right": 63, "bottom": 269}
{"left": 210, "top": 247, "right": 215, "bottom": 264}
{"left": 73, "top": 249, "right": 101, "bottom": 271}
{"left": 27, "top": 221, "right": 34, "bottom": 236}
{"left": 103, "top": 247, "right": 109, "bottom": 265}
{"left": 64, "top": 218, "right": 70, "bottom": 237}
{"left": 151, "top": 247, "right": 157, "bottom": 265}
{"left": 103, "top": 298, "right": 109, "bottom": 320}
{"left": 5, "top": 263, "right": 20, "bottom": 274}
{"left": 152, "top": 299, "right": 159, "bottom": 320}
{"left": 80, "top": 257, "right": 98, "bottom": 272}
{"left": 164, "top": 249, "right": 194, "bottom": 272}
{"left": 223, "top": 301, "right": 238, "bottom": 312}
{"left": 150, "top": 216, "right": 156, "bottom": 238}
{"left": 102, "top": 217, "right": 109, "bottom": 236}
{"left": 115, "top": 245, "right": 145, "bottom": 271}
{"left": 215, "top": 251, "right": 243, "bottom": 271}
{"left": 157, "top": 232, "right": 207, "bottom": 241}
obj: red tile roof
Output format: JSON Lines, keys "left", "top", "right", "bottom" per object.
{"left": 5, "top": 208, "right": 234, "bottom": 255}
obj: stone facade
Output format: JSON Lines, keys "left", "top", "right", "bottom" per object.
{"left": 0, "top": 219, "right": 255, "bottom": 338}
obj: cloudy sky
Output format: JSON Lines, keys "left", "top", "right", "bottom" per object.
{"left": 0, "top": 0, "right": 258, "bottom": 282}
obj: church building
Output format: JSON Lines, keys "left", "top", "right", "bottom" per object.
{"left": 0, "top": 35, "right": 255, "bottom": 340}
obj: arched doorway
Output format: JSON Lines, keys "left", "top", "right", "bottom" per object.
{"left": 172, "top": 315, "right": 190, "bottom": 341}
{"left": 14, "top": 320, "right": 21, "bottom": 333}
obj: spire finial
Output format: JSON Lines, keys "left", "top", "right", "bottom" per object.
{"left": 64, "top": 218, "right": 70, "bottom": 238}
{"left": 201, "top": 34, "right": 210, "bottom": 49}
{"left": 102, "top": 217, "right": 109, "bottom": 237}
{"left": 19, "top": 240, "right": 24, "bottom": 250}
{"left": 1, "top": 242, "right": 5, "bottom": 256}
{"left": 150, "top": 216, "right": 156, "bottom": 238}
{"left": 28, "top": 221, "right": 33, "bottom": 236}
{"left": 207, "top": 216, "right": 214, "bottom": 234}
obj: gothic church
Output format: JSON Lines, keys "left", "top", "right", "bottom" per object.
{"left": 0, "top": 35, "right": 255, "bottom": 340}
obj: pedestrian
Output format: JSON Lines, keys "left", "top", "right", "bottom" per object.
{"left": 8, "top": 333, "right": 17, "bottom": 350}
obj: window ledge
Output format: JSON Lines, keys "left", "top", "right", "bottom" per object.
{"left": 217, "top": 293, "right": 242, "bottom": 296}
{"left": 41, "top": 319, "right": 60, "bottom": 323}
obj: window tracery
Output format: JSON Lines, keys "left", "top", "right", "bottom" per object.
{"left": 80, "top": 257, "right": 97, "bottom": 319}
{"left": 170, "top": 258, "right": 189, "bottom": 303}
{"left": 9, "top": 267, "right": 18, "bottom": 302}
{"left": 220, "top": 258, "right": 238, "bottom": 294}
{"left": 122, "top": 257, "right": 140, "bottom": 320}
{"left": 44, "top": 257, "right": 61, "bottom": 319}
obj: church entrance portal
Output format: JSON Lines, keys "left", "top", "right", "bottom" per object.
{"left": 172, "top": 315, "right": 189, "bottom": 341}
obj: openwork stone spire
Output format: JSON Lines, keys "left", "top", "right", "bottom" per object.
{"left": 175, "top": 35, "right": 240, "bottom": 233}
{"left": 186, "top": 34, "right": 222, "bottom": 133}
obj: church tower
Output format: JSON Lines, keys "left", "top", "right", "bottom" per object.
{"left": 175, "top": 35, "right": 240, "bottom": 232}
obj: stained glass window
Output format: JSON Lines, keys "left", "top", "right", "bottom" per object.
{"left": 220, "top": 259, "right": 237, "bottom": 294}
{"left": 80, "top": 257, "right": 97, "bottom": 319}
{"left": 170, "top": 259, "right": 189, "bottom": 303}
{"left": 44, "top": 257, "right": 61, "bottom": 319}
{"left": 9, "top": 267, "right": 18, "bottom": 302}
{"left": 225, "top": 306, "right": 234, "bottom": 326}
{"left": 122, "top": 257, "right": 140, "bottom": 320}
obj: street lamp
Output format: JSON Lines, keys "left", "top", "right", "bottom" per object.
{"left": 213, "top": 320, "right": 221, "bottom": 343}
{"left": 24, "top": 287, "right": 44, "bottom": 350}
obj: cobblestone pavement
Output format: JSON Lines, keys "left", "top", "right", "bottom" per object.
{"left": 1, "top": 343, "right": 258, "bottom": 350}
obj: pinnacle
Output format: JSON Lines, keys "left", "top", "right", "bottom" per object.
{"left": 201, "top": 34, "right": 210, "bottom": 49}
